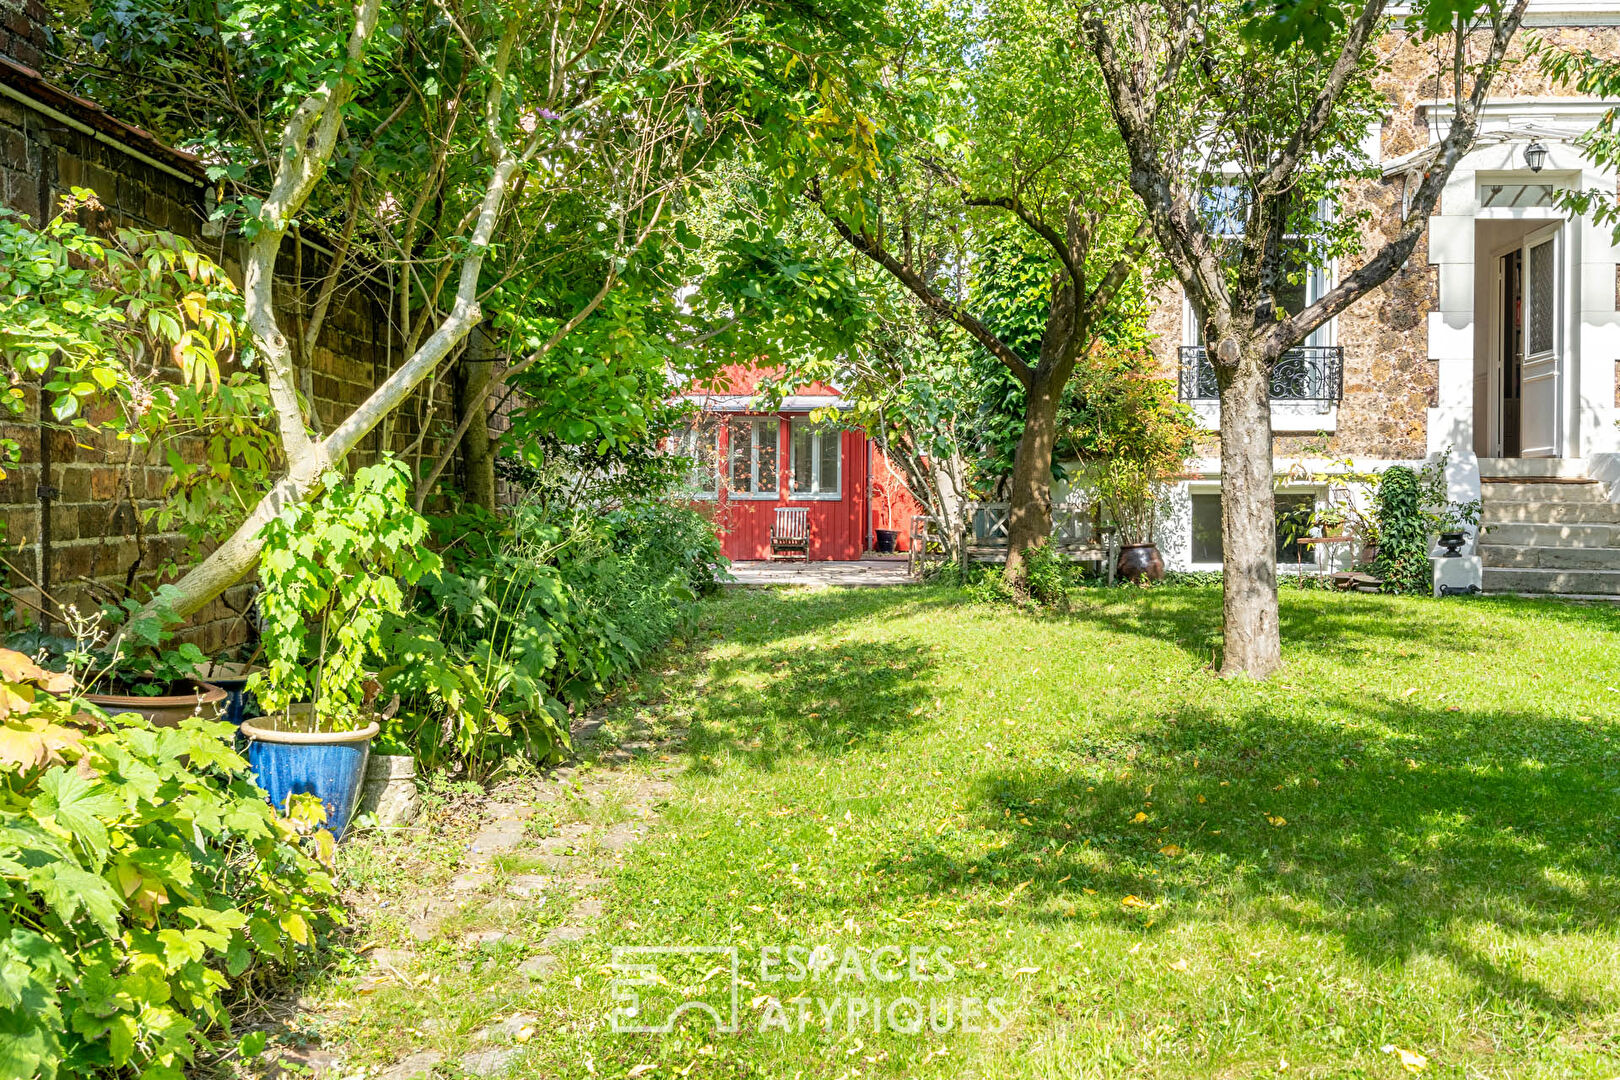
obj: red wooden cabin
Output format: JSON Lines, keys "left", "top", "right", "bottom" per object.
{"left": 675, "top": 365, "right": 924, "bottom": 562}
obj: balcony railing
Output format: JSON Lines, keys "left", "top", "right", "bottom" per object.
{"left": 1177, "top": 345, "right": 1344, "bottom": 405}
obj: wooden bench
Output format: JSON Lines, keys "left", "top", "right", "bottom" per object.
{"left": 770, "top": 507, "right": 810, "bottom": 561}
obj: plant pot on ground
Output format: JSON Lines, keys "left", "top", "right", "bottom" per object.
{"left": 244, "top": 460, "right": 440, "bottom": 840}
{"left": 194, "top": 658, "right": 265, "bottom": 726}
{"left": 28, "top": 595, "right": 230, "bottom": 726}
{"left": 1092, "top": 459, "right": 1168, "bottom": 584}
{"left": 873, "top": 528, "right": 900, "bottom": 554}
{"left": 241, "top": 705, "right": 380, "bottom": 840}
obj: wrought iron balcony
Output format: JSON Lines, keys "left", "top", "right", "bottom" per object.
{"left": 1177, "top": 345, "right": 1344, "bottom": 405}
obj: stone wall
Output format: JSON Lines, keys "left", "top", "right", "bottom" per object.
{"left": 0, "top": 68, "right": 465, "bottom": 652}
{"left": 1144, "top": 22, "right": 1620, "bottom": 465}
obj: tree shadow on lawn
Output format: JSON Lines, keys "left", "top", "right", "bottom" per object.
{"left": 1057, "top": 586, "right": 1618, "bottom": 670}
{"left": 881, "top": 695, "right": 1620, "bottom": 1015}
{"left": 687, "top": 589, "right": 957, "bottom": 773}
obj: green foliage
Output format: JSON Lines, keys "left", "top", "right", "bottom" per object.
{"left": 250, "top": 459, "right": 441, "bottom": 728}
{"left": 1373, "top": 466, "right": 1429, "bottom": 594}
{"left": 0, "top": 649, "right": 339, "bottom": 1079}
{"left": 382, "top": 500, "right": 723, "bottom": 773}
{"left": 0, "top": 194, "right": 274, "bottom": 553}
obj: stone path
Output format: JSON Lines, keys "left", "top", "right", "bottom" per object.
{"left": 256, "top": 713, "right": 685, "bottom": 1080}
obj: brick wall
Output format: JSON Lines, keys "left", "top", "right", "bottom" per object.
{"left": 0, "top": 77, "right": 465, "bottom": 653}
{"left": 0, "top": 0, "right": 49, "bottom": 71}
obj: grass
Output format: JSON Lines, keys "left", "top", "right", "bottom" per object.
{"left": 530, "top": 585, "right": 1620, "bottom": 1079}
{"left": 308, "top": 584, "right": 1620, "bottom": 1079}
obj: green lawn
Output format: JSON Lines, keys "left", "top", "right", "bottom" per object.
{"left": 332, "top": 585, "right": 1620, "bottom": 1078}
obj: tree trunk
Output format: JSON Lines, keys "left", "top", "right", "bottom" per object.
{"left": 457, "top": 328, "right": 497, "bottom": 512}
{"left": 1002, "top": 371, "right": 1061, "bottom": 586}
{"left": 1217, "top": 346, "right": 1281, "bottom": 678}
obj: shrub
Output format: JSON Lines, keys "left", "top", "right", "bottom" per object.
{"left": 1374, "top": 466, "right": 1430, "bottom": 594}
{"left": 0, "top": 650, "right": 339, "bottom": 1079}
{"left": 382, "top": 500, "right": 723, "bottom": 772}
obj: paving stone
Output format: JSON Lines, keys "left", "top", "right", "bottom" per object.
{"left": 460, "top": 1047, "right": 518, "bottom": 1076}
{"left": 541, "top": 924, "right": 590, "bottom": 947}
{"left": 597, "top": 823, "right": 641, "bottom": 852}
{"left": 379, "top": 1050, "right": 444, "bottom": 1080}
{"left": 505, "top": 875, "right": 549, "bottom": 899}
{"left": 366, "top": 947, "right": 415, "bottom": 970}
{"left": 517, "top": 954, "right": 558, "bottom": 979}
{"left": 407, "top": 918, "right": 442, "bottom": 942}
{"left": 266, "top": 1047, "right": 341, "bottom": 1078}
{"left": 450, "top": 871, "right": 493, "bottom": 892}
{"left": 462, "top": 929, "right": 512, "bottom": 948}
{"left": 568, "top": 896, "right": 606, "bottom": 922}
{"left": 475, "top": 1012, "right": 539, "bottom": 1042}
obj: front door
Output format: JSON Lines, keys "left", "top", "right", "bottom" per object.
{"left": 1518, "top": 224, "right": 1563, "bottom": 458}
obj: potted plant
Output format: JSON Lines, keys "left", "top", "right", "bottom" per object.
{"left": 42, "top": 594, "right": 228, "bottom": 726}
{"left": 242, "top": 460, "right": 440, "bottom": 839}
{"left": 1418, "top": 450, "right": 1481, "bottom": 558}
{"left": 1092, "top": 459, "right": 1165, "bottom": 583}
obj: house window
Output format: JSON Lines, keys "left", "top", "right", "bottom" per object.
{"left": 727, "top": 417, "right": 779, "bottom": 498}
{"left": 790, "top": 420, "right": 841, "bottom": 498}
{"left": 676, "top": 418, "right": 719, "bottom": 498}
{"left": 1189, "top": 187, "right": 1332, "bottom": 348}
{"left": 1189, "top": 491, "right": 1318, "bottom": 564}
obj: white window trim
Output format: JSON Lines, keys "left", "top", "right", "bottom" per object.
{"left": 674, "top": 424, "right": 720, "bottom": 501}
{"left": 727, "top": 418, "right": 781, "bottom": 500}
{"left": 1186, "top": 484, "right": 1326, "bottom": 572}
{"left": 789, "top": 420, "right": 842, "bottom": 501}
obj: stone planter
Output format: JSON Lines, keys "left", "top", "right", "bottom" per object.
{"left": 359, "top": 753, "right": 420, "bottom": 827}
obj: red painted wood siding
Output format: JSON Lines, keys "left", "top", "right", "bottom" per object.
{"left": 869, "top": 447, "right": 927, "bottom": 551}
{"left": 698, "top": 417, "right": 869, "bottom": 561}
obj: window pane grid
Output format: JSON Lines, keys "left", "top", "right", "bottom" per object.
{"left": 790, "top": 420, "right": 840, "bottom": 496}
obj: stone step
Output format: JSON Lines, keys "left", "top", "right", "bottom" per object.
{"left": 1479, "top": 479, "right": 1608, "bottom": 502}
{"left": 1480, "top": 522, "right": 1620, "bottom": 548}
{"left": 1477, "top": 457, "right": 1590, "bottom": 479}
{"left": 1477, "top": 544, "right": 1620, "bottom": 570}
{"left": 1480, "top": 500, "right": 1620, "bottom": 525}
{"left": 1482, "top": 567, "right": 1620, "bottom": 595}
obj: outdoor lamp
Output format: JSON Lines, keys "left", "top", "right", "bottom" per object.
{"left": 1525, "top": 139, "right": 1548, "bottom": 173}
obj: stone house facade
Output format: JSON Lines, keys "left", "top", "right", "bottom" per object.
{"left": 0, "top": 0, "right": 470, "bottom": 648}
{"left": 1139, "top": 7, "right": 1620, "bottom": 594}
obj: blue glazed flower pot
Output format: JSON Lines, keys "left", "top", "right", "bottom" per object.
{"left": 242, "top": 711, "right": 380, "bottom": 840}
{"left": 194, "top": 662, "right": 264, "bottom": 727}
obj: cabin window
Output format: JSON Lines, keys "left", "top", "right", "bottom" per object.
{"left": 790, "top": 420, "right": 841, "bottom": 498}
{"left": 676, "top": 418, "right": 719, "bottom": 497}
{"left": 727, "top": 417, "right": 779, "bottom": 498}
{"left": 1189, "top": 491, "right": 1317, "bottom": 565}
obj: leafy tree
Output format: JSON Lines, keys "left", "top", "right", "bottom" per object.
{"left": 57, "top": 0, "right": 887, "bottom": 617}
{"left": 1085, "top": 0, "right": 1528, "bottom": 676}
{"left": 785, "top": 0, "right": 1152, "bottom": 584}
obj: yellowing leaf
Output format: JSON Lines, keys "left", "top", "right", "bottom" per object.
{"left": 1382, "top": 1045, "right": 1428, "bottom": 1072}
{"left": 1159, "top": 844, "right": 1183, "bottom": 857}
{"left": 1121, "top": 895, "right": 1152, "bottom": 910}
{"left": 280, "top": 911, "right": 311, "bottom": 946}
{"left": 1131, "top": 812, "right": 1148, "bottom": 824}
{"left": 1167, "top": 958, "right": 1189, "bottom": 972}
{"left": 1267, "top": 815, "right": 1287, "bottom": 827}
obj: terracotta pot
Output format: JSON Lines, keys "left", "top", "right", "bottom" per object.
{"left": 1116, "top": 543, "right": 1165, "bottom": 583}
{"left": 84, "top": 679, "right": 227, "bottom": 728}
{"left": 1360, "top": 542, "right": 1380, "bottom": 565}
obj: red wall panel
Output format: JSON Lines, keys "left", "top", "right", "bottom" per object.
{"left": 700, "top": 418, "right": 869, "bottom": 561}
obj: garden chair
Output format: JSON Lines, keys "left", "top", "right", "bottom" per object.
{"left": 770, "top": 507, "right": 810, "bottom": 561}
